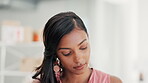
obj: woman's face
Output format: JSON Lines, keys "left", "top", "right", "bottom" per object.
{"left": 57, "top": 28, "right": 90, "bottom": 75}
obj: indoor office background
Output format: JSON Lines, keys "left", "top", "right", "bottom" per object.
{"left": 0, "top": 0, "right": 147, "bottom": 83}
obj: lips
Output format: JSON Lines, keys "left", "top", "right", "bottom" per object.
{"left": 73, "top": 64, "right": 86, "bottom": 70}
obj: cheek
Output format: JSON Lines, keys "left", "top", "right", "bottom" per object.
{"left": 83, "top": 54, "right": 90, "bottom": 62}
{"left": 84, "top": 46, "right": 90, "bottom": 56}
{"left": 83, "top": 47, "right": 90, "bottom": 61}
{"left": 58, "top": 56, "right": 73, "bottom": 68}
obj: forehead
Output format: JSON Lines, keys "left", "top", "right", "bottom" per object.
{"left": 58, "top": 28, "right": 88, "bottom": 47}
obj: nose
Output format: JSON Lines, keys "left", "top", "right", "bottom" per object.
{"left": 73, "top": 52, "right": 84, "bottom": 64}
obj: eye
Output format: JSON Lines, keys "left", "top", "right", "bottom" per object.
{"left": 62, "top": 51, "right": 72, "bottom": 56}
{"left": 80, "top": 46, "right": 87, "bottom": 50}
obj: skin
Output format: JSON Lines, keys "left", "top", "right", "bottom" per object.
{"left": 110, "top": 76, "right": 122, "bottom": 83}
{"left": 32, "top": 80, "right": 40, "bottom": 83}
{"left": 32, "top": 27, "right": 122, "bottom": 83}
{"left": 57, "top": 28, "right": 91, "bottom": 83}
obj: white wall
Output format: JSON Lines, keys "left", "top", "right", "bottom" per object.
{"left": 88, "top": 0, "right": 140, "bottom": 83}
{"left": 137, "top": 0, "right": 148, "bottom": 82}
{"left": 0, "top": 0, "right": 88, "bottom": 29}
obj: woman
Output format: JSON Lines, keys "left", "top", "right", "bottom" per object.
{"left": 32, "top": 12, "right": 122, "bottom": 83}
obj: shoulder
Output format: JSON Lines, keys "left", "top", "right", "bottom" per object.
{"left": 90, "top": 69, "right": 122, "bottom": 83}
{"left": 92, "top": 69, "right": 109, "bottom": 77}
{"left": 32, "top": 79, "right": 40, "bottom": 83}
{"left": 110, "top": 75, "right": 122, "bottom": 83}
{"left": 89, "top": 69, "right": 110, "bottom": 82}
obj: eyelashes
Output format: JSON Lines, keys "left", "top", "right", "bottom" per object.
{"left": 80, "top": 47, "right": 87, "bottom": 50}
{"left": 62, "top": 51, "right": 72, "bottom": 56}
{"left": 61, "top": 46, "right": 87, "bottom": 56}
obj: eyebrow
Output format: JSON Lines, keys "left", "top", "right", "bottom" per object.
{"left": 58, "top": 48, "right": 71, "bottom": 50}
{"left": 78, "top": 39, "right": 87, "bottom": 46}
{"left": 58, "top": 39, "right": 87, "bottom": 50}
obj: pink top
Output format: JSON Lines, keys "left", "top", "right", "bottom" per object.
{"left": 59, "top": 69, "right": 110, "bottom": 83}
{"left": 88, "top": 69, "right": 110, "bottom": 83}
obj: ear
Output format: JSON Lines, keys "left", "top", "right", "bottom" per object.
{"left": 110, "top": 75, "right": 122, "bottom": 83}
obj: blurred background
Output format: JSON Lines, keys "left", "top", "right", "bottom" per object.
{"left": 0, "top": 0, "right": 147, "bottom": 83}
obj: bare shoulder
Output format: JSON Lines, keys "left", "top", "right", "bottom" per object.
{"left": 32, "top": 79, "right": 40, "bottom": 83}
{"left": 110, "top": 75, "right": 122, "bottom": 83}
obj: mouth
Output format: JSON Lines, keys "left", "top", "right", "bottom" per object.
{"left": 73, "top": 64, "right": 86, "bottom": 70}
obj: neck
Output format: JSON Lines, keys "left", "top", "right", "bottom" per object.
{"left": 61, "top": 68, "right": 92, "bottom": 83}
